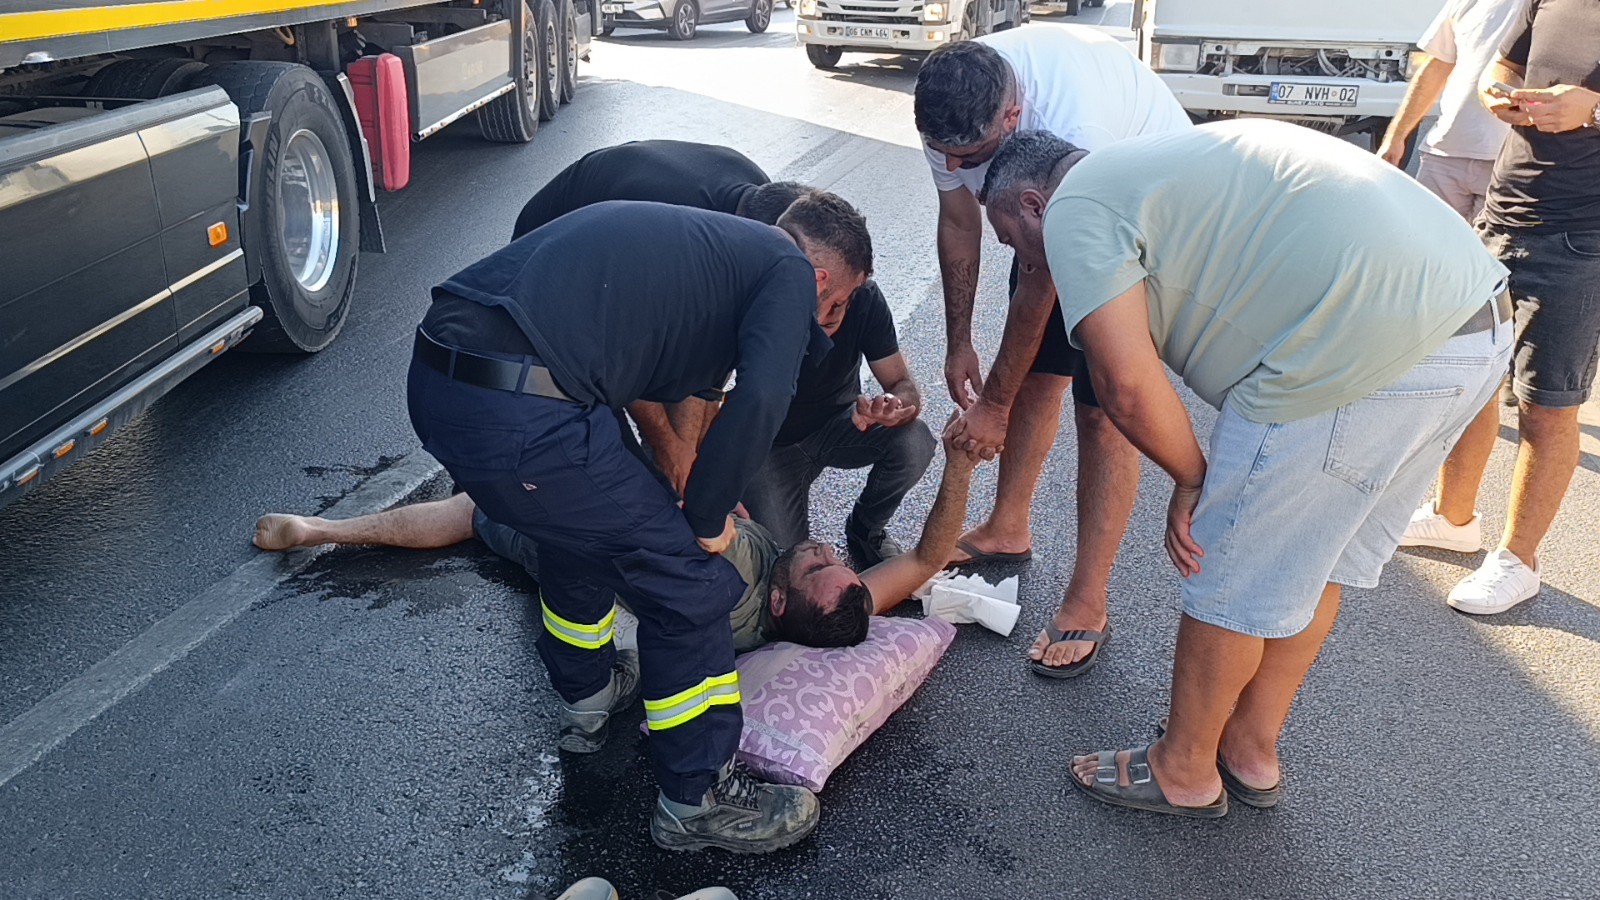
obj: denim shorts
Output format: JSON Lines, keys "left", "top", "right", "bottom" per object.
{"left": 1479, "top": 223, "right": 1600, "bottom": 408}
{"left": 1181, "top": 316, "right": 1512, "bottom": 638}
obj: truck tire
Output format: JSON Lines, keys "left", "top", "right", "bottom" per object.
{"left": 191, "top": 62, "right": 359, "bottom": 354}
{"left": 82, "top": 58, "right": 207, "bottom": 100}
{"left": 806, "top": 45, "right": 843, "bottom": 69}
{"left": 535, "top": 0, "right": 561, "bottom": 121}
{"left": 559, "top": 0, "right": 579, "bottom": 104}
{"left": 668, "top": 0, "right": 699, "bottom": 40}
{"left": 478, "top": 1, "right": 543, "bottom": 142}
{"left": 746, "top": 0, "right": 773, "bottom": 33}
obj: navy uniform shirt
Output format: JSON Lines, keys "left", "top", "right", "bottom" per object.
{"left": 511, "top": 140, "right": 770, "bottom": 240}
{"left": 430, "top": 200, "right": 830, "bottom": 539}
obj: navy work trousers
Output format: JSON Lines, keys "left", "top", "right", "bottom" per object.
{"left": 407, "top": 353, "right": 744, "bottom": 804}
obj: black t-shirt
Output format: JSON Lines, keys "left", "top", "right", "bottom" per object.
{"left": 425, "top": 200, "right": 831, "bottom": 539}
{"left": 1483, "top": 0, "right": 1600, "bottom": 232}
{"left": 774, "top": 281, "right": 898, "bottom": 446}
{"left": 511, "top": 140, "right": 770, "bottom": 239}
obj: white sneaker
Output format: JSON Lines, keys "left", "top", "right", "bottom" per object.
{"left": 1447, "top": 549, "right": 1541, "bottom": 615}
{"left": 1399, "top": 502, "right": 1482, "bottom": 553}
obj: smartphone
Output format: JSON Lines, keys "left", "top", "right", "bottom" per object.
{"left": 1489, "top": 80, "right": 1519, "bottom": 96}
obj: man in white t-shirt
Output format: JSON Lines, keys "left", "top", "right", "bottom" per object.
{"left": 912, "top": 27, "right": 1190, "bottom": 679}
{"left": 1377, "top": 0, "right": 1526, "bottom": 219}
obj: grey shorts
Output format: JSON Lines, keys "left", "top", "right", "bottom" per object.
{"left": 1479, "top": 223, "right": 1600, "bottom": 408}
{"left": 1181, "top": 317, "right": 1512, "bottom": 638}
{"left": 1416, "top": 153, "right": 1494, "bottom": 222}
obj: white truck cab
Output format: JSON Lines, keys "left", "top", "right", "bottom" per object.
{"left": 796, "top": 0, "right": 1027, "bottom": 69}
{"left": 1134, "top": 0, "right": 1441, "bottom": 145}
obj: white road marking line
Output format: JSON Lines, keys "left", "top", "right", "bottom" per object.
{"left": 0, "top": 452, "right": 444, "bottom": 789}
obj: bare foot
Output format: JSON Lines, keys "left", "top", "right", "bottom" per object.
{"left": 1028, "top": 594, "right": 1109, "bottom": 668}
{"left": 946, "top": 521, "right": 1031, "bottom": 564}
{"left": 253, "top": 514, "right": 320, "bottom": 551}
{"left": 1069, "top": 741, "right": 1222, "bottom": 809}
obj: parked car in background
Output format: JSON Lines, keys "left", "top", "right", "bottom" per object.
{"left": 796, "top": 0, "right": 1027, "bottom": 69}
{"left": 1029, "top": 0, "right": 1102, "bottom": 18}
{"left": 602, "top": 0, "right": 775, "bottom": 39}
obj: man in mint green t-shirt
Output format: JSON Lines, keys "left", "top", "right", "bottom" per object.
{"left": 976, "top": 122, "right": 1511, "bottom": 818}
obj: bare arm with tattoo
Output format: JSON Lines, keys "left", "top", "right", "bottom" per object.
{"left": 937, "top": 187, "right": 986, "bottom": 408}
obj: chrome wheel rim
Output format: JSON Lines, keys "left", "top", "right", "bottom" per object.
{"left": 522, "top": 30, "right": 539, "bottom": 116}
{"left": 278, "top": 128, "right": 340, "bottom": 293}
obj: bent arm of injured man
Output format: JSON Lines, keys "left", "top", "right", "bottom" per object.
{"left": 860, "top": 441, "right": 978, "bottom": 612}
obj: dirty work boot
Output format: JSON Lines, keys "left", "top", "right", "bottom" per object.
{"left": 651, "top": 763, "right": 820, "bottom": 853}
{"left": 557, "top": 649, "right": 640, "bottom": 754}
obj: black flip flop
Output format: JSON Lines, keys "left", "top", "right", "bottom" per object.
{"left": 1070, "top": 744, "right": 1228, "bottom": 819}
{"left": 1028, "top": 622, "right": 1110, "bottom": 679}
{"left": 948, "top": 538, "right": 1033, "bottom": 567}
{"left": 1154, "top": 716, "right": 1283, "bottom": 808}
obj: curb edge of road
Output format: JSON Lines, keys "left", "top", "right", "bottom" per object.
{"left": 0, "top": 451, "right": 444, "bottom": 789}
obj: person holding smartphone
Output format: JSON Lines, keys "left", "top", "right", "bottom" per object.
{"left": 1400, "top": 0, "right": 1600, "bottom": 615}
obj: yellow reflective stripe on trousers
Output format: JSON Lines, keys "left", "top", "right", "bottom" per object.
{"left": 540, "top": 598, "right": 615, "bottom": 650}
{"left": 643, "top": 672, "right": 741, "bottom": 731}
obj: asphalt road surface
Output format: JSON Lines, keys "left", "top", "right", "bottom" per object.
{"left": 3, "top": 4, "right": 1598, "bottom": 898}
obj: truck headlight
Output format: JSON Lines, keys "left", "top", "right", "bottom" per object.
{"left": 798, "top": 0, "right": 818, "bottom": 16}
{"left": 1152, "top": 42, "right": 1200, "bottom": 73}
{"left": 922, "top": 2, "right": 947, "bottom": 22}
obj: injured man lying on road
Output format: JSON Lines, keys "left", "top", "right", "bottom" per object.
{"left": 255, "top": 414, "right": 979, "bottom": 655}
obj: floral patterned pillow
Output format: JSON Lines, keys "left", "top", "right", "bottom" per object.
{"left": 731, "top": 616, "right": 956, "bottom": 792}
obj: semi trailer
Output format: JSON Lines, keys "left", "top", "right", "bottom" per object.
{"left": 0, "top": 0, "right": 597, "bottom": 510}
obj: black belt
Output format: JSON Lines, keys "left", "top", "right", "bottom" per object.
{"left": 413, "top": 329, "right": 575, "bottom": 402}
{"left": 1454, "top": 289, "right": 1512, "bottom": 338}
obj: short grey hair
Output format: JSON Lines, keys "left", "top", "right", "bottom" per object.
{"left": 979, "top": 130, "right": 1083, "bottom": 212}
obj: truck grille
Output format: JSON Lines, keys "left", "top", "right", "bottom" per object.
{"left": 817, "top": 0, "right": 920, "bottom": 25}
{"left": 1200, "top": 47, "right": 1407, "bottom": 82}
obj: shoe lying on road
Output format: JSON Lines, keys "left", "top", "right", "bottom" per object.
{"left": 1399, "top": 502, "right": 1482, "bottom": 553}
{"left": 846, "top": 524, "right": 903, "bottom": 569}
{"left": 652, "top": 763, "right": 820, "bottom": 853}
{"left": 557, "top": 649, "right": 641, "bottom": 753}
{"left": 557, "top": 877, "right": 618, "bottom": 900}
{"left": 1448, "top": 549, "right": 1541, "bottom": 615}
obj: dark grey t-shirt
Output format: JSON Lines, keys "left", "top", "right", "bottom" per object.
{"left": 1483, "top": 0, "right": 1600, "bottom": 232}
